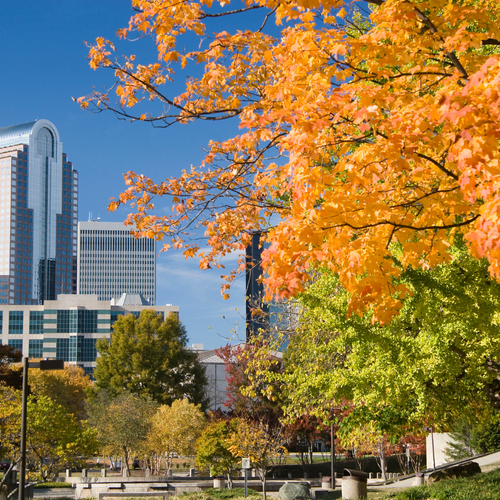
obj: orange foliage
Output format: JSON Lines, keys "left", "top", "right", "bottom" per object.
{"left": 81, "top": 0, "right": 500, "bottom": 322}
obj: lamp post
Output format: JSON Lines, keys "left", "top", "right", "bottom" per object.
{"left": 331, "top": 422, "right": 335, "bottom": 490}
{"left": 18, "top": 358, "right": 64, "bottom": 500}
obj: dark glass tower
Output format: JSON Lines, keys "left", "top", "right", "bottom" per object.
{"left": 245, "top": 232, "right": 269, "bottom": 341}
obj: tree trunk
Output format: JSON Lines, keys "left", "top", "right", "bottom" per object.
{"left": 378, "top": 440, "right": 387, "bottom": 481}
{"left": 123, "top": 447, "right": 131, "bottom": 475}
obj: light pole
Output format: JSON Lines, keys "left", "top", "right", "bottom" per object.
{"left": 331, "top": 422, "right": 335, "bottom": 490}
{"left": 18, "top": 358, "right": 64, "bottom": 500}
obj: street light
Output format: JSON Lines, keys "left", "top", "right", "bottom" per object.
{"left": 19, "top": 358, "right": 64, "bottom": 500}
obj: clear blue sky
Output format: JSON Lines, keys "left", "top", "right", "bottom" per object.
{"left": 0, "top": 0, "right": 247, "bottom": 349}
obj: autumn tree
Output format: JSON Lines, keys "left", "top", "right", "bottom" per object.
{"left": 217, "top": 343, "right": 282, "bottom": 423}
{"left": 87, "top": 391, "right": 158, "bottom": 474}
{"left": 81, "top": 0, "right": 500, "bottom": 323}
{"left": 0, "top": 386, "right": 98, "bottom": 484}
{"left": 26, "top": 396, "right": 99, "bottom": 481}
{"left": 227, "top": 418, "right": 288, "bottom": 500}
{"left": 94, "top": 310, "right": 207, "bottom": 407}
{"left": 147, "top": 399, "right": 206, "bottom": 474}
{"left": 195, "top": 419, "right": 240, "bottom": 486}
{"left": 29, "top": 363, "right": 92, "bottom": 420}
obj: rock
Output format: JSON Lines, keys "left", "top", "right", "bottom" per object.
{"left": 427, "top": 461, "right": 481, "bottom": 484}
{"left": 278, "top": 482, "right": 311, "bottom": 500}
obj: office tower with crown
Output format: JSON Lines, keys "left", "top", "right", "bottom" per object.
{"left": 0, "top": 120, "right": 78, "bottom": 304}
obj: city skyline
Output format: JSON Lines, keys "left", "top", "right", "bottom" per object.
{"left": 0, "top": 2, "right": 246, "bottom": 348}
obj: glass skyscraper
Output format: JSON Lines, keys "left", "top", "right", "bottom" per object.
{"left": 0, "top": 120, "right": 78, "bottom": 304}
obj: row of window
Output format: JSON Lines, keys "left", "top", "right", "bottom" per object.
{"left": 8, "top": 337, "right": 97, "bottom": 362}
{"left": 0, "top": 309, "right": 164, "bottom": 333}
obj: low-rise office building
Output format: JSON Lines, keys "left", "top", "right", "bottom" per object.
{"left": 1, "top": 294, "right": 179, "bottom": 375}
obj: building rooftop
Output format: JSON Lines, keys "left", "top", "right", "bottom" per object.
{"left": 112, "top": 293, "right": 151, "bottom": 306}
{"left": 0, "top": 121, "right": 37, "bottom": 143}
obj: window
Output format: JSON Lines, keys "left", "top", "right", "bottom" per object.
{"left": 56, "top": 338, "right": 70, "bottom": 361}
{"left": 29, "top": 311, "right": 44, "bottom": 334}
{"left": 29, "top": 339, "right": 43, "bottom": 358}
{"left": 8, "top": 339, "right": 23, "bottom": 353}
{"left": 9, "top": 311, "right": 23, "bottom": 334}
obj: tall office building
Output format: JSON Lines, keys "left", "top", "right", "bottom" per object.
{"left": 246, "top": 232, "right": 269, "bottom": 340}
{"left": 77, "top": 220, "right": 156, "bottom": 304}
{"left": 0, "top": 120, "right": 78, "bottom": 305}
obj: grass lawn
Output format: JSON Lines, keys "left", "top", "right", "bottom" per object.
{"left": 380, "top": 468, "right": 500, "bottom": 500}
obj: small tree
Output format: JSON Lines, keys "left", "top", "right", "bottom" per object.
{"left": 196, "top": 419, "right": 240, "bottom": 487}
{"left": 95, "top": 310, "right": 208, "bottom": 408}
{"left": 0, "top": 386, "right": 99, "bottom": 484}
{"left": 27, "top": 396, "right": 99, "bottom": 481}
{"left": 87, "top": 391, "right": 157, "bottom": 474}
{"left": 228, "top": 418, "right": 288, "bottom": 500}
{"left": 148, "top": 399, "right": 206, "bottom": 474}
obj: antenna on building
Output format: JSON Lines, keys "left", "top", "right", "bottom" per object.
{"left": 97, "top": 216, "right": 101, "bottom": 221}
{"left": 88, "top": 212, "right": 92, "bottom": 222}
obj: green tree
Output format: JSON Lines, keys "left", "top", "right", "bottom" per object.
{"left": 0, "top": 386, "right": 98, "bottom": 483}
{"left": 148, "top": 398, "right": 206, "bottom": 474}
{"left": 277, "top": 239, "right": 500, "bottom": 427}
{"left": 87, "top": 390, "right": 157, "bottom": 474}
{"left": 27, "top": 396, "right": 99, "bottom": 481}
{"left": 196, "top": 419, "right": 240, "bottom": 486}
{"left": 95, "top": 310, "right": 207, "bottom": 407}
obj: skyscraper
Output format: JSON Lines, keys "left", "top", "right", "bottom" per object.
{"left": 0, "top": 120, "right": 78, "bottom": 305}
{"left": 77, "top": 220, "right": 156, "bottom": 304}
{"left": 246, "top": 231, "right": 269, "bottom": 340}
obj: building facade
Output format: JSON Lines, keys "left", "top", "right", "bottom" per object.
{"left": 0, "top": 120, "right": 78, "bottom": 305}
{"left": 245, "top": 232, "right": 269, "bottom": 341}
{"left": 77, "top": 220, "right": 156, "bottom": 305}
{"left": 0, "top": 294, "right": 179, "bottom": 375}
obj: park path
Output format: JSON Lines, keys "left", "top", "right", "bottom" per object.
{"left": 371, "top": 450, "right": 500, "bottom": 490}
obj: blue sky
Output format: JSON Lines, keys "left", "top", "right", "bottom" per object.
{"left": 0, "top": 0, "right": 248, "bottom": 349}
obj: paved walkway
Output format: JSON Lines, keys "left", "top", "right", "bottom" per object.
{"left": 370, "top": 450, "right": 500, "bottom": 490}
{"left": 32, "top": 451, "right": 500, "bottom": 498}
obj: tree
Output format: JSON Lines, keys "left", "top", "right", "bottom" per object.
{"left": 148, "top": 399, "right": 206, "bottom": 474}
{"left": 26, "top": 396, "right": 99, "bottom": 481}
{"left": 0, "top": 386, "right": 98, "bottom": 483}
{"left": 29, "top": 364, "right": 92, "bottom": 420}
{"left": 0, "top": 344, "right": 22, "bottom": 389}
{"left": 87, "top": 390, "right": 158, "bottom": 474}
{"left": 276, "top": 239, "right": 500, "bottom": 423}
{"left": 227, "top": 418, "right": 288, "bottom": 500}
{"left": 81, "top": 0, "right": 500, "bottom": 322}
{"left": 94, "top": 310, "right": 207, "bottom": 407}
{"left": 196, "top": 419, "right": 240, "bottom": 486}
{"left": 217, "top": 343, "right": 282, "bottom": 423}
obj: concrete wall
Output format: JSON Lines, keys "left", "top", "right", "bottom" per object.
{"left": 426, "top": 433, "right": 459, "bottom": 469}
